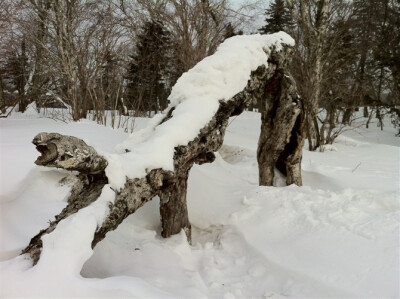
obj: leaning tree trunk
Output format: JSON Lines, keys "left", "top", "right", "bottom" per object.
{"left": 21, "top": 34, "right": 304, "bottom": 266}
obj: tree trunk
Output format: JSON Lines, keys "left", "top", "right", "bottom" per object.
{"left": 30, "top": 0, "right": 51, "bottom": 106}
{"left": 257, "top": 69, "right": 305, "bottom": 186}
{"left": 21, "top": 37, "right": 303, "bottom": 266}
{"left": 376, "top": 105, "right": 383, "bottom": 131}
{"left": 286, "top": 0, "right": 330, "bottom": 151}
{"left": 363, "top": 106, "right": 368, "bottom": 117}
{"left": 0, "top": 71, "right": 4, "bottom": 113}
{"left": 342, "top": 107, "right": 353, "bottom": 125}
{"left": 281, "top": 112, "right": 305, "bottom": 186}
{"left": 159, "top": 168, "right": 192, "bottom": 242}
{"left": 366, "top": 107, "right": 374, "bottom": 128}
{"left": 18, "top": 38, "right": 28, "bottom": 113}
{"left": 326, "top": 107, "right": 337, "bottom": 144}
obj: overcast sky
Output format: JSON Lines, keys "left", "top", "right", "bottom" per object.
{"left": 231, "top": 0, "right": 269, "bottom": 33}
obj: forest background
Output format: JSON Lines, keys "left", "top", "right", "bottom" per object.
{"left": 0, "top": 0, "right": 399, "bottom": 148}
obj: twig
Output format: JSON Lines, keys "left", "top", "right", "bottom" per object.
{"left": 352, "top": 162, "right": 361, "bottom": 173}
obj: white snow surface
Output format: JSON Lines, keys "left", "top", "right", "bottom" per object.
{"left": 1, "top": 109, "right": 399, "bottom": 298}
{"left": 108, "top": 32, "right": 294, "bottom": 190}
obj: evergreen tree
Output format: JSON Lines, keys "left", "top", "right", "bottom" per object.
{"left": 259, "top": 0, "right": 293, "bottom": 34}
{"left": 125, "top": 20, "right": 171, "bottom": 115}
{"left": 2, "top": 38, "right": 28, "bottom": 111}
{"left": 100, "top": 51, "right": 121, "bottom": 110}
{"left": 350, "top": 0, "right": 399, "bottom": 129}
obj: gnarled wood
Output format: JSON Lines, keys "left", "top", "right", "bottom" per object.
{"left": 257, "top": 68, "right": 305, "bottom": 186}
{"left": 33, "top": 132, "right": 108, "bottom": 174}
{"left": 21, "top": 39, "right": 304, "bottom": 265}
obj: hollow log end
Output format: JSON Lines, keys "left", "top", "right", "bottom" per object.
{"left": 32, "top": 133, "right": 62, "bottom": 166}
{"left": 34, "top": 142, "right": 58, "bottom": 166}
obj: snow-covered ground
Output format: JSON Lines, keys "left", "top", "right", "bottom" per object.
{"left": 0, "top": 108, "right": 398, "bottom": 298}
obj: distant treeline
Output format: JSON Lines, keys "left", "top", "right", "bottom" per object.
{"left": 0, "top": 0, "right": 399, "bottom": 143}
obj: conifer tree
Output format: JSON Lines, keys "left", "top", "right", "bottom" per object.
{"left": 100, "top": 51, "right": 121, "bottom": 110}
{"left": 259, "top": 0, "right": 293, "bottom": 34}
{"left": 125, "top": 20, "right": 171, "bottom": 115}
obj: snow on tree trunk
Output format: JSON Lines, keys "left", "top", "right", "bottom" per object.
{"left": 21, "top": 33, "right": 303, "bottom": 266}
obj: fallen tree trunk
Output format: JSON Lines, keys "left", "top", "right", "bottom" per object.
{"left": 21, "top": 33, "right": 304, "bottom": 266}
{"left": 33, "top": 132, "right": 108, "bottom": 174}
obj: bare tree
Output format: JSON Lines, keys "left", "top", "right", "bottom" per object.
{"left": 0, "top": 0, "right": 32, "bottom": 112}
{"left": 19, "top": 0, "right": 129, "bottom": 121}
{"left": 119, "top": 0, "right": 256, "bottom": 83}
{"left": 286, "top": 0, "right": 331, "bottom": 150}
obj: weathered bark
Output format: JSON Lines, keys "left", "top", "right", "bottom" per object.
{"left": 257, "top": 68, "right": 305, "bottom": 186}
{"left": 22, "top": 41, "right": 303, "bottom": 265}
{"left": 33, "top": 132, "right": 108, "bottom": 174}
{"left": 0, "top": 71, "right": 4, "bottom": 113}
{"left": 159, "top": 169, "right": 192, "bottom": 242}
{"left": 23, "top": 133, "right": 109, "bottom": 264}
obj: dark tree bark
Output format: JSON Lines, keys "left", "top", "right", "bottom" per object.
{"left": 257, "top": 66, "right": 305, "bottom": 186}
{"left": 22, "top": 41, "right": 304, "bottom": 265}
{"left": 0, "top": 71, "right": 4, "bottom": 113}
{"left": 363, "top": 106, "right": 368, "bottom": 118}
{"left": 342, "top": 107, "right": 353, "bottom": 125}
{"left": 159, "top": 168, "right": 192, "bottom": 242}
